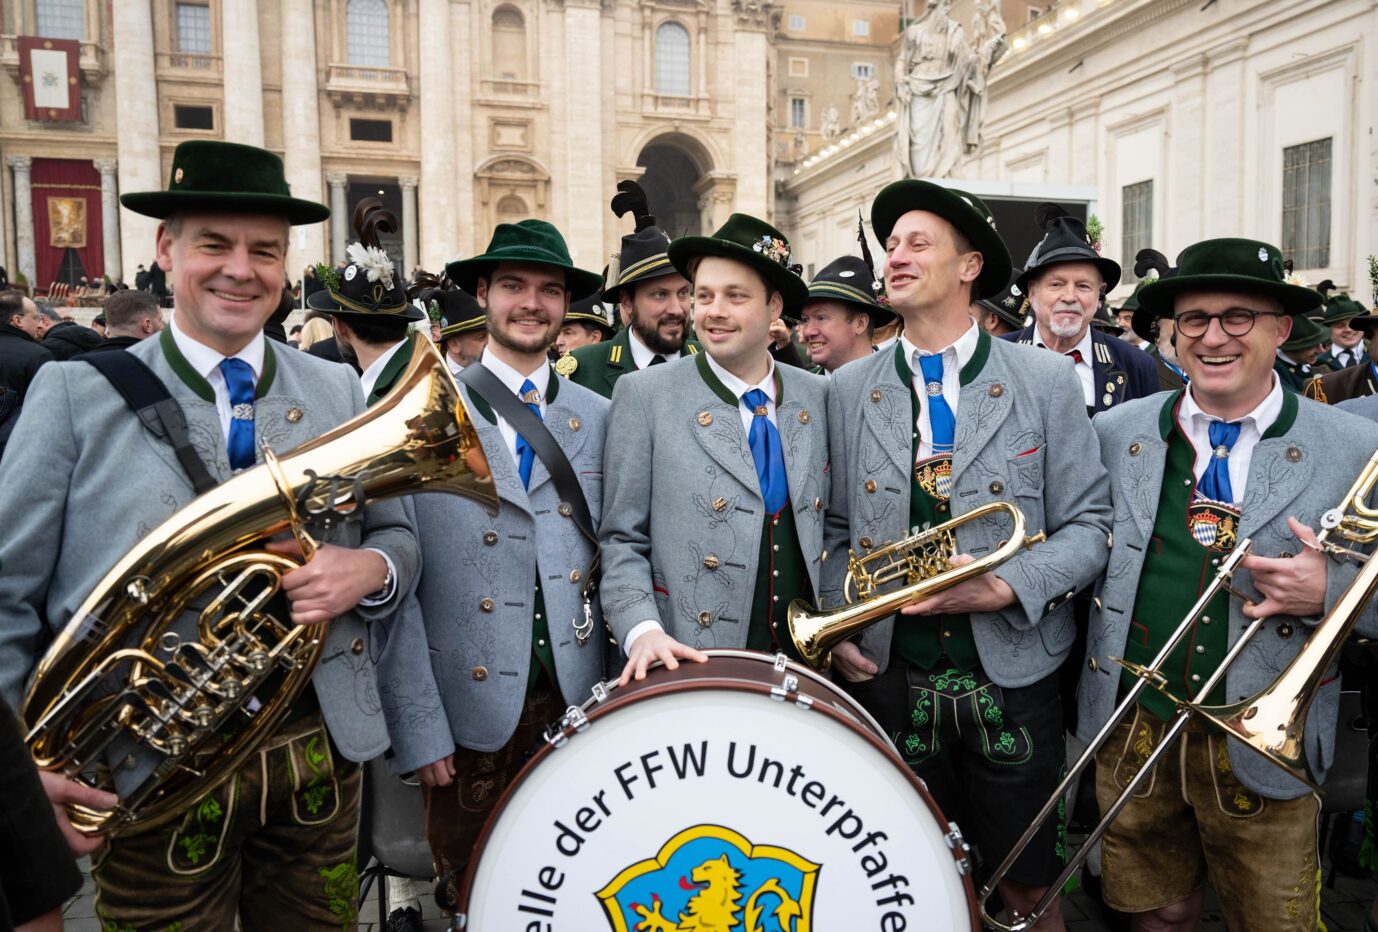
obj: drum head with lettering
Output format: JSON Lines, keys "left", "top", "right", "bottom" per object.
{"left": 460, "top": 666, "right": 975, "bottom": 930}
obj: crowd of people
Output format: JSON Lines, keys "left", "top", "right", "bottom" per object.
{"left": 2, "top": 137, "right": 1378, "bottom": 932}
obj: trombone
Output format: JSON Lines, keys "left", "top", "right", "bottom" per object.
{"left": 979, "top": 449, "right": 1378, "bottom": 932}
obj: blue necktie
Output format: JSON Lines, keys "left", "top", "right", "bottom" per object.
{"left": 743, "top": 388, "right": 788, "bottom": 514}
{"left": 917, "top": 353, "right": 955, "bottom": 455}
{"left": 219, "top": 357, "right": 256, "bottom": 471}
{"left": 1198, "top": 420, "right": 1242, "bottom": 504}
{"left": 514, "top": 378, "right": 542, "bottom": 488}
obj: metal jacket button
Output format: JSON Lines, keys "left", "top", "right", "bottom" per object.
{"left": 472, "top": 666, "right": 488, "bottom": 681}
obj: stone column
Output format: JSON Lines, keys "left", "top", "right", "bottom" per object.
{"left": 112, "top": 0, "right": 163, "bottom": 284}
{"left": 399, "top": 176, "right": 419, "bottom": 274}
{"left": 94, "top": 158, "right": 122, "bottom": 281}
{"left": 221, "top": 0, "right": 265, "bottom": 146}
{"left": 1204, "top": 39, "right": 1249, "bottom": 236}
{"left": 731, "top": 1, "right": 775, "bottom": 216}
{"left": 419, "top": 0, "right": 457, "bottom": 269}
{"left": 6, "top": 157, "right": 35, "bottom": 286}
{"left": 280, "top": 0, "right": 325, "bottom": 274}
{"left": 449, "top": 1, "right": 476, "bottom": 260}
{"left": 327, "top": 173, "right": 349, "bottom": 263}
{"left": 564, "top": 0, "right": 603, "bottom": 267}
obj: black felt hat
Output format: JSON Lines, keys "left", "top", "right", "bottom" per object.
{"left": 974, "top": 267, "right": 1028, "bottom": 329}
{"left": 668, "top": 213, "right": 809, "bottom": 315}
{"left": 870, "top": 180, "right": 1011, "bottom": 300}
{"left": 604, "top": 181, "right": 679, "bottom": 303}
{"left": 1016, "top": 205, "right": 1121, "bottom": 294}
{"left": 121, "top": 141, "right": 329, "bottom": 225}
{"left": 305, "top": 199, "right": 421, "bottom": 320}
{"left": 804, "top": 255, "right": 896, "bottom": 326}
{"left": 435, "top": 288, "right": 486, "bottom": 339}
{"left": 565, "top": 293, "right": 615, "bottom": 336}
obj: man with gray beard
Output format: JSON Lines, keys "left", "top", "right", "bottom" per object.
{"left": 1006, "top": 205, "right": 1158, "bottom": 415}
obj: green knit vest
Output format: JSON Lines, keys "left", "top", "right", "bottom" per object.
{"left": 891, "top": 334, "right": 990, "bottom": 671}
{"left": 1121, "top": 390, "right": 1296, "bottom": 719}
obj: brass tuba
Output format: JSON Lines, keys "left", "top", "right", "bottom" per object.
{"left": 23, "top": 333, "right": 497, "bottom": 837}
{"left": 787, "top": 501, "right": 1046, "bottom": 670}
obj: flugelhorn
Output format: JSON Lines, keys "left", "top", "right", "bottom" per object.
{"left": 23, "top": 333, "right": 496, "bottom": 837}
{"left": 979, "top": 447, "right": 1378, "bottom": 932}
{"left": 787, "top": 501, "right": 1046, "bottom": 670}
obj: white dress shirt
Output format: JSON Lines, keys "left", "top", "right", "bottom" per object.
{"left": 1034, "top": 325, "right": 1095, "bottom": 407}
{"left": 1177, "top": 375, "right": 1284, "bottom": 505}
{"left": 624, "top": 352, "right": 778, "bottom": 654}
{"left": 1332, "top": 346, "right": 1362, "bottom": 369}
{"left": 168, "top": 319, "right": 265, "bottom": 441}
{"left": 628, "top": 327, "right": 685, "bottom": 370}
{"left": 479, "top": 346, "right": 550, "bottom": 466}
{"left": 359, "top": 339, "right": 410, "bottom": 401}
{"left": 902, "top": 321, "right": 980, "bottom": 461}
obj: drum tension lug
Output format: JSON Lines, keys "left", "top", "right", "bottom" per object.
{"left": 543, "top": 707, "right": 590, "bottom": 749}
{"left": 773, "top": 652, "right": 788, "bottom": 672}
{"left": 591, "top": 681, "right": 610, "bottom": 703}
{"left": 945, "top": 821, "right": 973, "bottom": 876}
{"left": 770, "top": 673, "right": 814, "bottom": 710}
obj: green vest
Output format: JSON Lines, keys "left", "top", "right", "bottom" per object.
{"left": 1122, "top": 390, "right": 1297, "bottom": 719}
{"left": 465, "top": 364, "right": 563, "bottom": 694}
{"left": 694, "top": 352, "right": 811, "bottom": 657}
{"left": 890, "top": 335, "right": 990, "bottom": 672}
{"left": 366, "top": 340, "right": 412, "bottom": 406}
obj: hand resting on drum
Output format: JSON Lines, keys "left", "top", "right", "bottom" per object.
{"left": 620, "top": 629, "right": 708, "bottom": 686}
{"left": 1240, "top": 517, "right": 1328, "bottom": 619}
{"left": 415, "top": 754, "right": 456, "bottom": 788}
{"left": 900, "top": 553, "right": 1016, "bottom": 616}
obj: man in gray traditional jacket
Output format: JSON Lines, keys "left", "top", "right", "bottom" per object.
{"left": 823, "top": 179, "right": 1112, "bottom": 930}
{"left": 1083, "top": 238, "right": 1378, "bottom": 932}
{"left": 0, "top": 141, "right": 418, "bottom": 930}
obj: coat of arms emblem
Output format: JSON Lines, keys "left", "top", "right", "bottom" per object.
{"left": 596, "top": 825, "right": 819, "bottom": 932}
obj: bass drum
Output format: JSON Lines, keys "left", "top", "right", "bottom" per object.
{"left": 457, "top": 650, "right": 977, "bottom": 931}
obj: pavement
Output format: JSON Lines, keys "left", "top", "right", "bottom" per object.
{"left": 60, "top": 838, "right": 1378, "bottom": 931}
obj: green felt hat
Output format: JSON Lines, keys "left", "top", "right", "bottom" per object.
{"left": 1317, "top": 283, "right": 1369, "bottom": 327}
{"left": 1281, "top": 313, "right": 1331, "bottom": 352}
{"left": 120, "top": 141, "right": 329, "bottom": 225}
{"left": 869, "top": 180, "right": 1011, "bottom": 300}
{"left": 1136, "top": 239, "right": 1322, "bottom": 323}
{"left": 667, "top": 213, "right": 809, "bottom": 318}
{"left": 446, "top": 220, "right": 603, "bottom": 301}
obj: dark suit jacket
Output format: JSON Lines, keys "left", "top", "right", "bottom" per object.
{"left": 84, "top": 335, "right": 146, "bottom": 354}
{"left": 1004, "top": 323, "right": 1160, "bottom": 412}
{"left": 0, "top": 323, "right": 54, "bottom": 400}
{"left": 1305, "top": 353, "right": 1377, "bottom": 404}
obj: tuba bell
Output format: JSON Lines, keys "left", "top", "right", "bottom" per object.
{"left": 787, "top": 501, "right": 1046, "bottom": 670}
{"left": 23, "top": 333, "right": 497, "bottom": 837}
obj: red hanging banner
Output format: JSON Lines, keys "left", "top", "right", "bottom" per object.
{"left": 18, "top": 36, "right": 81, "bottom": 122}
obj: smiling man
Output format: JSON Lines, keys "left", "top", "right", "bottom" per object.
{"left": 600, "top": 213, "right": 829, "bottom": 682}
{"left": 1006, "top": 207, "right": 1158, "bottom": 415}
{"left": 0, "top": 141, "right": 418, "bottom": 930}
{"left": 822, "top": 180, "right": 1113, "bottom": 931}
{"left": 1082, "top": 238, "right": 1378, "bottom": 932}
{"left": 797, "top": 255, "right": 895, "bottom": 374}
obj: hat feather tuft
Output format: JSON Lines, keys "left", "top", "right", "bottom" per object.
{"left": 611, "top": 180, "right": 656, "bottom": 232}
{"left": 1034, "top": 202, "right": 1070, "bottom": 231}
{"left": 1133, "top": 248, "right": 1172, "bottom": 281}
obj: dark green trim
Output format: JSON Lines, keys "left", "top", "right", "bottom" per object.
{"left": 160, "top": 326, "right": 215, "bottom": 402}
{"left": 365, "top": 342, "right": 412, "bottom": 406}
{"left": 1158, "top": 390, "right": 1185, "bottom": 440}
{"left": 1263, "top": 387, "right": 1298, "bottom": 439}
{"left": 258, "top": 340, "right": 276, "bottom": 398}
{"left": 694, "top": 350, "right": 783, "bottom": 407}
{"left": 893, "top": 328, "right": 990, "bottom": 387}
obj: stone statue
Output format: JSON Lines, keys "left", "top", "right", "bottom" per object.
{"left": 792, "top": 129, "right": 809, "bottom": 159}
{"left": 851, "top": 75, "right": 880, "bottom": 126}
{"left": 819, "top": 104, "right": 842, "bottom": 141}
{"left": 894, "top": 0, "right": 1003, "bottom": 178}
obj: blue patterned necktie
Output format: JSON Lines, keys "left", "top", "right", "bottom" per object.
{"left": 514, "top": 378, "right": 543, "bottom": 488}
{"left": 743, "top": 388, "right": 788, "bottom": 514}
{"left": 219, "top": 357, "right": 256, "bottom": 471}
{"left": 1198, "top": 420, "right": 1242, "bottom": 503}
{"left": 917, "top": 353, "right": 955, "bottom": 455}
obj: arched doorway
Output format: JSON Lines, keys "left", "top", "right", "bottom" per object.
{"left": 636, "top": 142, "right": 703, "bottom": 238}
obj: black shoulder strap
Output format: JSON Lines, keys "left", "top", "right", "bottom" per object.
{"left": 457, "top": 363, "right": 600, "bottom": 613}
{"left": 79, "top": 351, "right": 218, "bottom": 494}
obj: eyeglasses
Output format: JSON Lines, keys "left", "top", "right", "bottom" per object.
{"left": 1173, "top": 308, "right": 1284, "bottom": 339}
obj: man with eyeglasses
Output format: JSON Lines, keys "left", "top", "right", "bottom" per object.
{"left": 1080, "top": 237, "right": 1378, "bottom": 932}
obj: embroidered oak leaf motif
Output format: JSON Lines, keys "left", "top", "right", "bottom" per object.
{"left": 1006, "top": 428, "right": 1045, "bottom": 456}
{"left": 606, "top": 584, "right": 653, "bottom": 613}
{"left": 457, "top": 625, "right": 497, "bottom": 664}
{"left": 953, "top": 386, "right": 1003, "bottom": 449}
{"left": 377, "top": 677, "right": 442, "bottom": 731}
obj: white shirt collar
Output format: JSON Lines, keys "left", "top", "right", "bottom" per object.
{"left": 900, "top": 318, "right": 980, "bottom": 367}
{"left": 704, "top": 350, "right": 776, "bottom": 404}
{"left": 358, "top": 338, "right": 410, "bottom": 401}
{"left": 169, "top": 317, "right": 265, "bottom": 380}
{"left": 480, "top": 346, "right": 550, "bottom": 401}
{"left": 1180, "top": 373, "right": 1284, "bottom": 434}
{"left": 627, "top": 327, "right": 680, "bottom": 370}
{"left": 1034, "top": 324, "right": 1093, "bottom": 364}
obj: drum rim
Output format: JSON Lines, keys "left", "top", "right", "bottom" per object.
{"left": 455, "top": 649, "right": 979, "bottom": 930}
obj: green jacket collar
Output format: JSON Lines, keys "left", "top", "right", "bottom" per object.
{"left": 694, "top": 350, "right": 784, "bottom": 407}
{"left": 466, "top": 361, "right": 561, "bottom": 425}
{"left": 159, "top": 325, "right": 277, "bottom": 402}
{"left": 892, "top": 328, "right": 991, "bottom": 386}
{"left": 1157, "top": 387, "right": 1298, "bottom": 441}
{"left": 365, "top": 341, "right": 413, "bottom": 407}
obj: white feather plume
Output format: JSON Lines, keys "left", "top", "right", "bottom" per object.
{"left": 346, "top": 242, "right": 396, "bottom": 289}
